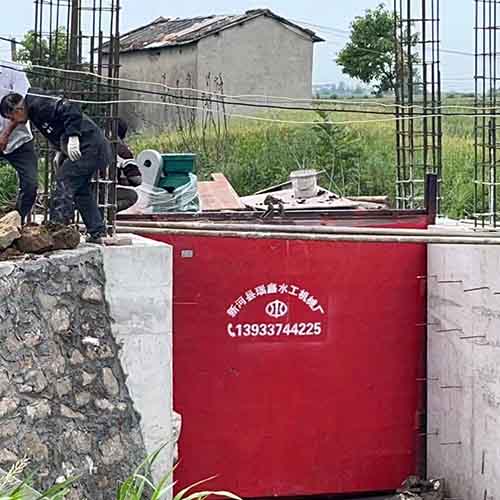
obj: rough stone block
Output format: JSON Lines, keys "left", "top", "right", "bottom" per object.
{"left": 15, "top": 225, "right": 54, "bottom": 254}
{"left": 0, "top": 211, "right": 21, "bottom": 250}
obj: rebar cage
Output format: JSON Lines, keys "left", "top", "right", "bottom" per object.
{"left": 394, "top": 0, "right": 442, "bottom": 211}
{"left": 32, "top": 0, "right": 120, "bottom": 233}
{"left": 474, "top": 0, "right": 500, "bottom": 228}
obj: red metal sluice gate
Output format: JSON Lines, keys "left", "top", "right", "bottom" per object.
{"left": 136, "top": 199, "right": 434, "bottom": 498}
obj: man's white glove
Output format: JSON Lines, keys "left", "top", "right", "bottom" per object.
{"left": 54, "top": 151, "right": 63, "bottom": 168}
{"left": 67, "top": 136, "right": 82, "bottom": 162}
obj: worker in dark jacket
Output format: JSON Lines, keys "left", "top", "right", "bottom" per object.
{"left": 0, "top": 64, "right": 38, "bottom": 222}
{"left": 0, "top": 91, "right": 110, "bottom": 243}
{"left": 115, "top": 118, "right": 142, "bottom": 212}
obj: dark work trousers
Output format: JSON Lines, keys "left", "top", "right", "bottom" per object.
{"left": 115, "top": 186, "right": 138, "bottom": 213}
{"left": 51, "top": 132, "right": 111, "bottom": 236}
{"left": 0, "top": 140, "right": 38, "bottom": 219}
{"left": 56, "top": 184, "right": 139, "bottom": 219}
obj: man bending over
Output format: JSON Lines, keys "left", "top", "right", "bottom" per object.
{"left": 0, "top": 64, "right": 38, "bottom": 221}
{"left": 0, "top": 91, "right": 110, "bottom": 243}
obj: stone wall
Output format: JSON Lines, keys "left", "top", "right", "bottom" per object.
{"left": 0, "top": 247, "right": 148, "bottom": 499}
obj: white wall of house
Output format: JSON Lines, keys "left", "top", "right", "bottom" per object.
{"left": 119, "top": 44, "right": 198, "bottom": 131}
{"left": 197, "top": 16, "right": 314, "bottom": 109}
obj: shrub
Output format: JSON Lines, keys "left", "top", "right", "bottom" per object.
{"left": 0, "top": 162, "right": 18, "bottom": 214}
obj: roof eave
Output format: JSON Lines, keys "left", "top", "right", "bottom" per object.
{"left": 258, "top": 9, "right": 324, "bottom": 42}
{"left": 118, "top": 9, "right": 324, "bottom": 52}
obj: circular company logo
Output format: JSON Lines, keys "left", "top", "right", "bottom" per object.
{"left": 265, "top": 299, "right": 288, "bottom": 319}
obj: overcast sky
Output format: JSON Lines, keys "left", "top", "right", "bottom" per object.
{"left": 0, "top": 0, "right": 475, "bottom": 90}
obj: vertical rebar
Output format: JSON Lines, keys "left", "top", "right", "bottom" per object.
{"left": 474, "top": 0, "right": 500, "bottom": 227}
{"left": 394, "top": 0, "right": 442, "bottom": 211}
{"left": 394, "top": 0, "right": 403, "bottom": 207}
{"left": 32, "top": 0, "right": 121, "bottom": 233}
{"left": 475, "top": 0, "right": 479, "bottom": 228}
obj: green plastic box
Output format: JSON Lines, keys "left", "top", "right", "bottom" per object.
{"left": 163, "top": 153, "right": 196, "bottom": 174}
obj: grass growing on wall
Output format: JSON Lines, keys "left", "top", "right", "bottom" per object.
{"left": 0, "top": 450, "right": 242, "bottom": 500}
{"left": 0, "top": 163, "right": 18, "bottom": 214}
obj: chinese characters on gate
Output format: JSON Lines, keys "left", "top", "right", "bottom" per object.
{"left": 227, "top": 283, "right": 325, "bottom": 318}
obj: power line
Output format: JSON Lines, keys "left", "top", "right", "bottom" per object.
{"left": 293, "top": 17, "right": 476, "bottom": 57}
{"left": 0, "top": 36, "right": 24, "bottom": 46}
{"left": 1, "top": 61, "right": 489, "bottom": 113}
{"left": 0, "top": 63, "right": 400, "bottom": 116}
{"left": 0, "top": 66, "right": 490, "bottom": 127}
{"left": 0, "top": 29, "right": 478, "bottom": 104}
{"left": 22, "top": 91, "right": 500, "bottom": 126}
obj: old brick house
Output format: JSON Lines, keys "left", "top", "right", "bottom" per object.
{"left": 115, "top": 9, "right": 323, "bottom": 130}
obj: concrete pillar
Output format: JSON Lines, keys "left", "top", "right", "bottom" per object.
{"left": 428, "top": 244, "right": 500, "bottom": 500}
{"left": 101, "top": 235, "right": 173, "bottom": 480}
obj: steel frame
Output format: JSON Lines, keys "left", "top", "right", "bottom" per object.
{"left": 474, "top": 0, "right": 500, "bottom": 228}
{"left": 394, "top": 0, "right": 442, "bottom": 211}
{"left": 32, "top": 0, "right": 120, "bottom": 233}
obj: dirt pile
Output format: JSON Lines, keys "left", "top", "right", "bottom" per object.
{"left": 0, "top": 211, "right": 81, "bottom": 260}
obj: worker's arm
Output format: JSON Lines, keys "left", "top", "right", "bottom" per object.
{"left": 0, "top": 120, "right": 17, "bottom": 153}
{"left": 116, "top": 142, "right": 142, "bottom": 186}
{"left": 54, "top": 99, "right": 83, "bottom": 161}
{"left": 55, "top": 99, "right": 83, "bottom": 139}
{"left": 0, "top": 64, "right": 30, "bottom": 152}
{"left": 24, "top": 94, "right": 82, "bottom": 160}
{"left": 122, "top": 160, "right": 142, "bottom": 187}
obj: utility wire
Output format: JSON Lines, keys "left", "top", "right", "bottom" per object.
{"left": 0, "top": 63, "right": 400, "bottom": 116}
{"left": 0, "top": 61, "right": 490, "bottom": 113}
{"left": 292, "top": 17, "right": 476, "bottom": 56}
{"left": 20, "top": 91, "right": 500, "bottom": 127}
{"left": 0, "top": 36, "right": 24, "bottom": 46}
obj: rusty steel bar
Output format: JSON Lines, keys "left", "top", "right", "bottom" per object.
{"left": 115, "top": 225, "right": 500, "bottom": 244}
{"left": 116, "top": 220, "right": 500, "bottom": 238}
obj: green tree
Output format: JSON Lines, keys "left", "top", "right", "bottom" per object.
{"left": 337, "top": 4, "right": 416, "bottom": 96}
{"left": 17, "top": 28, "right": 68, "bottom": 66}
{"left": 313, "top": 109, "right": 362, "bottom": 195}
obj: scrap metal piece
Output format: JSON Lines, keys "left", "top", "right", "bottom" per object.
{"left": 393, "top": 476, "right": 445, "bottom": 500}
{"left": 262, "top": 195, "right": 285, "bottom": 219}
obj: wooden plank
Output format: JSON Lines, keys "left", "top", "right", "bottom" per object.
{"left": 198, "top": 173, "right": 245, "bottom": 211}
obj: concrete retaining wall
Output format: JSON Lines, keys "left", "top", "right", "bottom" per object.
{"left": 102, "top": 235, "right": 173, "bottom": 479}
{"left": 0, "top": 235, "right": 173, "bottom": 498}
{"left": 428, "top": 244, "right": 500, "bottom": 500}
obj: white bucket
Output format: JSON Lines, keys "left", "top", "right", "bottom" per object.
{"left": 290, "top": 169, "right": 319, "bottom": 199}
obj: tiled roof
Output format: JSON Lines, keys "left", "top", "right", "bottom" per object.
{"left": 116, "top": 9, "right": 323, "bottom": 53}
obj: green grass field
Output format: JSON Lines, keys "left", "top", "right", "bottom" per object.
{"left": 0, "top": 98, "right": 478, "bottom": 219}
{"left": 130, "top": 98, "right": 477, "bottom": 219}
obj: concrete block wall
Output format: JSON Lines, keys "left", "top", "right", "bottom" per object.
{"left": 428, "top": 244, "right": 500, "bottom": 500}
